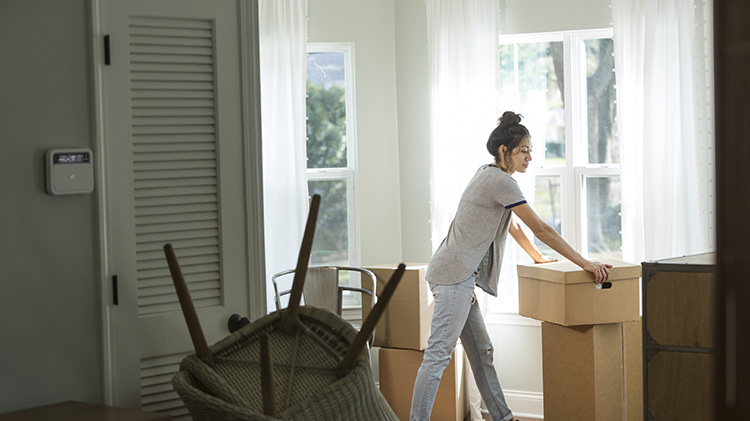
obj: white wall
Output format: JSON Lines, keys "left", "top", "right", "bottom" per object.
{"left": 0, "top": 0, "right": 103, "bottom": 413}
{"left": 393, "top": 0, "right": 433, "bottom": 264}
{"left": 503, "top": 0, "right": 613, "bottom": 34}
{"left": 307, "top": 0, "right": 404, "bottom": 267}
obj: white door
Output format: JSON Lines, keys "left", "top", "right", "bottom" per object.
{"left": 97, "top": 0, "right": 261, "bottom": 418}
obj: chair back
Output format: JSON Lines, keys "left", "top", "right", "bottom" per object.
{"left": 271, "top": 266, "right": 376, "bottom": 317}
{"left": 302, "top": 267, "right": 339, "bottom": 313}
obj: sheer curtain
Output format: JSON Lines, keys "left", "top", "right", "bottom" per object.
{"left": 426, "top": 2, "right": 499, "bottom": 419}
{"left": 612, "top": 0, "right": 714, "bottom": 263}
{"left": 427, "top": 0, "right": 499, "bottom": 252}
{"left": 259, "top": 0, "right": 309, "bottom": 311}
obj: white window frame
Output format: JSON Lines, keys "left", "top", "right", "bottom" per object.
{"left": 305, "top": 43, "right": 362, "bottom": 308}
{"left": 489, "top": 29, "right": 620, "bottom": 321}
{"left": 567, "top": 30, "right": 621, "bottom": 258}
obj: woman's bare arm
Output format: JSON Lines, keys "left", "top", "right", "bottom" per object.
{"left": 511, "top": 203, "right": 611, "bottom": 283}
{"left": 508, "top": 217, "right": 556, "bottom": 263}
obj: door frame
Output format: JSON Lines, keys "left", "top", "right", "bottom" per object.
{"left": 89, "top": 0, "right": 267, "bottom": 406}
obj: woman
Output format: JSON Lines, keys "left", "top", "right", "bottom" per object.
{"left": 410, "top": 112, "right": 612, "bottom": 421}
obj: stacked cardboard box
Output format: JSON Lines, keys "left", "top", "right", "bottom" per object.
{"left": 362, "top": 265, "right": 433, "bottom": 350}
{"left": 363, "top": 265, "right": 469, "bottom": 421}
{"left": 518, "top": 259, "right": 643, "bottom": 421}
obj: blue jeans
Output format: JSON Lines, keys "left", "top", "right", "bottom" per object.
{"left": 409, "top": 274, "right": 513, "bottom": 421}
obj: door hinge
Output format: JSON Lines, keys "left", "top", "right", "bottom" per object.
{"left": 112, "top": 275, "right": 119, "bottom": 305}
{"left": 104, "top": 35, "right": 111, "bottom": 65}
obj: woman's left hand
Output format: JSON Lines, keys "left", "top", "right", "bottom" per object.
{"left": 534, "top": 255, "right": 558, "bottom": 264}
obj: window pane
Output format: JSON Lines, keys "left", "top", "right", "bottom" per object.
{"left": 585, "top": 176, "right": 622, "bottom": 259}
{"left": 306, "top": 52, "right": 347, "bottom": 169}
{"left": 309, "top": 179, "right": 349, "bottom": 265}
{"left": 499, "top": 41, "right": 565, "bottom": 165}
{"left": 584, "top": 38, "right": 619, "bottom": 164}
{"left": 533, "top": 176, "right": 563, "bottom": 258}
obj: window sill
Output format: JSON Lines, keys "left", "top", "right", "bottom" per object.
{"left": 341, "top": 306, "right": 362, "bottom": 323}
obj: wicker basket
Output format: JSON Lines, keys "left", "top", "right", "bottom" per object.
{"left": 172, "top": 306, "right": 398, "bottom": 421}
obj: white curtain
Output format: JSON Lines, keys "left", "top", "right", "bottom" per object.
{"left": 426, "top": 2, "right": 499, "bottom": 420}
{"left": 427, "top": 0, "right": 499, "bottom": 252}
{"left": 612, "top": 0, "right": 714, "bottom": 263}
{"left": 259, "top": 0, "right": 309, "bottom": 311}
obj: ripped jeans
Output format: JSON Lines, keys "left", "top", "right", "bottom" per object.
{"left": 409, "top": 274, "right": 514, "bottom": 421}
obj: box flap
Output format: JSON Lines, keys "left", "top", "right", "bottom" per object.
{"left": 517, "top": 259, "right": 640, "bottom": 284}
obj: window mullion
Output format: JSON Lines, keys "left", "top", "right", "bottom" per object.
{"left": 562, "top": 34, "right": 578, "bottom": 249}
{"left": 574, "top": 167, "right": 588, "bottom": 256}
{"left": 343, "top": 44, "right": 359, "bottom": 268}
{"left": 346, "top": 172, "right": 359, "bottom": 267}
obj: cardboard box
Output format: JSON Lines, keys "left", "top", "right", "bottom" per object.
{"left": 622, "top": 320, "right": 643, "bottom": 421}
{"left": 362, "top": 265, "right": 433, "bottom": 350}
{"left": 379, "top": 346, "right": 467, "bottom": 421}
{"left": 541, "top": 320, "right": 643, "bottom": 421}
{"left": 518, "top": 259, "right": 640, "bottom": 326}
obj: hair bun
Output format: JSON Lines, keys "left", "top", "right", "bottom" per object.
{"left": 498, "top": 111, "right": 522, "bottom": 127}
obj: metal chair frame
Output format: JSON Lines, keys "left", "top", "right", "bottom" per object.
{"left": 271, "top": 265, "right": 377, "bottom": 317}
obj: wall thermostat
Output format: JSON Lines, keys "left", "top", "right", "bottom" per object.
{"left": 46, "top": 148, "right": 94, "bottom": 195}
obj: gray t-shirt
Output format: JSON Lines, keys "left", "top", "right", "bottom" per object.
{"left": 426, "top": 164, "right": 527, "bottom": 296}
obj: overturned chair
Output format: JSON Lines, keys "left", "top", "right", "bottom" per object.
{"left": 166, "top": 194, "right": 404, "bottom": 421}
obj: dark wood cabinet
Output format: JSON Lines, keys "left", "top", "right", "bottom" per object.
{"left": 642, "top": 253, "right": 715, "bottom": 421}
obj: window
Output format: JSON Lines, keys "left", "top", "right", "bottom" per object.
{"left": 491, "top": 29, "right": 621, "bottom": 314}
{"left": 305, "top": 43, "right": 361, "bottom": 306}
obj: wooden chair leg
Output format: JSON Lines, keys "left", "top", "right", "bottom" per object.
{"left": 164, "top": 243, "right": 212, "bottom": 363}
{"left": 260, "top": 334, "right": 278, "bottom": 417}
{"left": 285, "top": 194, "right": 320, "bottom": 322}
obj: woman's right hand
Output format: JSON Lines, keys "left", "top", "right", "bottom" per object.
{"left": 583, "top": 261, "right": 612, "bottom": 284}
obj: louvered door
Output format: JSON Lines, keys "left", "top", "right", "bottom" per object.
{"left": 100, "top": 1, "right": 252, "bottom": 418}
{"left": 129, "top": 15, "right": 224, "bottom": 318}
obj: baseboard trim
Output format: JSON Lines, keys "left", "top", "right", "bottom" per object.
{"left": 503, "top": 390, "right": 544, "bottom": 419}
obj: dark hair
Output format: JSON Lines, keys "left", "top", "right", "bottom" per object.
{"left": 486, "top": 111, "right": 530, "bottom": 171}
